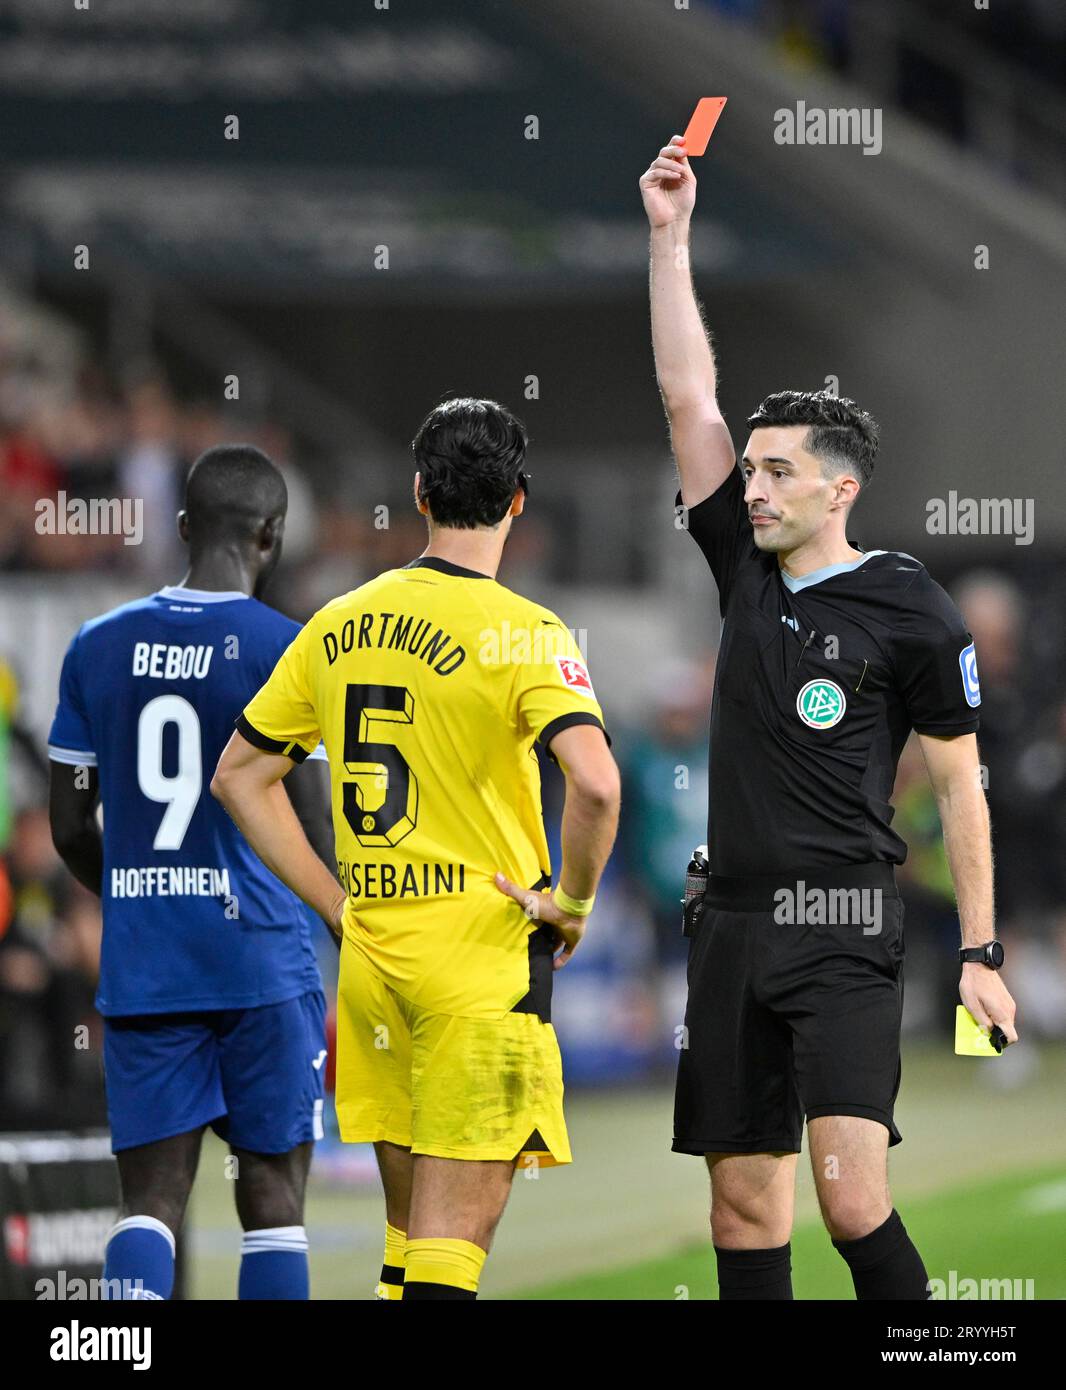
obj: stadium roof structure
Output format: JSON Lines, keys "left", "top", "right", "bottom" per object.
{"left": 0, "top": 0, "right": 845, "bottom": 297}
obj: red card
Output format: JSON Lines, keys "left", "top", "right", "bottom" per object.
{"left": 682, "top": 97, "right": 728, "bottom": 156}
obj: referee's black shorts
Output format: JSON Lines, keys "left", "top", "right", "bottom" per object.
{"left": 673, "top": 862, "right": 905, "bottom": 1155}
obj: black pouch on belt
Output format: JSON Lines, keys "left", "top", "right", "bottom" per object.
{"left": 681, "top": 846, "right": 709, "bottom": 938}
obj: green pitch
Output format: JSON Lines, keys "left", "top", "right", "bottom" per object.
{"left": 515, "top": 1163, "right": 1066, "bottom": 1300}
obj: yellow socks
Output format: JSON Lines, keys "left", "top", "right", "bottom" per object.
{"left": 377, "top": 1228, "right": 488, "bottom": 1300}
{"left": 403, "top": 1237, "right": 486, "bottom": 1301}
{"left": 374, "top": 1222, "right": 407, "bottom": 1300}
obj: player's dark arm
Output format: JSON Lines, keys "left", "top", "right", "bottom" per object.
{"left": 640, "top": 135, "right": 735, "bottom": 509}
{"left": 284, "top": 757, "right": 335, "bottom": 878}
{"left": 48, "top": 761, "right": 103, "bottom": 896}
{"left": 918, "top": 731, "right": 1018, "bottom": 1046}
{"left": 283, "top": 756, "right": 339, "bottom": 942}
{"left": 211, "top": 731, "right": 346, "bottom": 944}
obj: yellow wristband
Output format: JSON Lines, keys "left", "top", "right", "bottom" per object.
{"left": 552, "top": 886, "right": 595, "bottom": 918}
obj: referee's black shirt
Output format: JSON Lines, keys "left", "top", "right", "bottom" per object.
{"left": 680, "top": 468, "right": 981, "bottom": 876}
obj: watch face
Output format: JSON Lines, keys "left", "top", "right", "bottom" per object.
{"left": 988, "top": 941, "right": 1005, "bottom": 968}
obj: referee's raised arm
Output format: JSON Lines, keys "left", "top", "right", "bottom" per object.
{"left": 641, "top": 134, "right": 736, "bottom": 509}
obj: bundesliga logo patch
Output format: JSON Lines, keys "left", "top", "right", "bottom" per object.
{"left": 556, "top": 656, "right": 595, "bottom": 698}
{"left": 796, "top": 678, "right": 846, "bottom": 729}
{"left": 959, "top": 641, "right": 981, "bottom": 708}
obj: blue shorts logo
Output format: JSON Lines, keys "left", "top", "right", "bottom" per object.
{"left": 959, "top": 642, "right": 981, "bottom": 708}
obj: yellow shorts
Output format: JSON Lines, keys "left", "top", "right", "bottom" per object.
{"left": 334, "top": 945, "right": 572, "bottom": 1168}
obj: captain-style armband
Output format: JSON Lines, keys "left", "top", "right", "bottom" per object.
{"left": 552, "top": 886, "right": 595, "bottom": 918}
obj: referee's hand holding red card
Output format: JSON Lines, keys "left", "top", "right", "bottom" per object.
{"left": 639, "top": 135, "right": 697, "bottom": 229}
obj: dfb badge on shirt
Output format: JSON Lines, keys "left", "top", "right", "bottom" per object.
{"left": 796, "top": 678, "right": 846, "bottom": 730}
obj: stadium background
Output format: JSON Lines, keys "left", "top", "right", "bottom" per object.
{"left": 1, "top": 0, "right": 1064, "bottom": 1299}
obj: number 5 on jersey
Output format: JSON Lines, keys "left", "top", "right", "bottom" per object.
{"left": 343, "top": 684, "right": 419, "bottom": 848}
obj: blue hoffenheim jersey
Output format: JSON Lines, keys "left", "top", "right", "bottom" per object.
{"left": 48, "top": 585, "right": 324, "bottom": 1016}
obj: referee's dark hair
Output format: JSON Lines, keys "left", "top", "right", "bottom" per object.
{"left": 183, "top": 443, "right": 288, "bottom": 542}
{"left": 747, "top": 390, "right": 880, "bottom": 487}
{"left": 412, "top": 397, "right": 529, "bottom": 529}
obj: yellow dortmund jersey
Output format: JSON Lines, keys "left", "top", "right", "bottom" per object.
{"left": 240, "top": 556, "right": 609, "bottom": 1018}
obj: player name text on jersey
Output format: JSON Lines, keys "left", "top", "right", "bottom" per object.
{"left": 132, "top": 642, "right": 214, "bottom": 680}
{"left": 336, "top": 859, "right": 466, "bottom": 900}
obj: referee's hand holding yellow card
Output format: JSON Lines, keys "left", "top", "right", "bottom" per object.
{"left": 958, "top": 957, "right": 1018, "bottom": 1054}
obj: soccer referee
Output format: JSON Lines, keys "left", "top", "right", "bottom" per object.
{"left": 641, "top": 136, "right": 1018, "bottom": 1301}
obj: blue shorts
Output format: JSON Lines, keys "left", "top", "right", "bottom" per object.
{"left": 103, "top": 990, "right": 328, "bottom": 1154}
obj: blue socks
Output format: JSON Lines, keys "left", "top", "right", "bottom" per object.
{"left": 102, "top": 1218, "right": 310, "bottom": 1299}
{"left": 238, "top": 1226, "right": 310, "bottom": 1300}
{"left": 102, "top": 1215, "right": 175, "bottom": 1299}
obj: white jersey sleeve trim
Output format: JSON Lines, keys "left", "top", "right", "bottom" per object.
{"left": 48, "top": 745, "right": 98, "bottom": 767}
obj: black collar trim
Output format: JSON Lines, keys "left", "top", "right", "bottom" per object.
{"left": 403, "top": 556, "right": 492, "bottom": 580}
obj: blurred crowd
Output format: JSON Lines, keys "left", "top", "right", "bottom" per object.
{"left": 0, "top": 801, "right": 105, "bottom": 1131}
{"left": 0, "top": 352, "right": 405, "bottom": 617}
{"left": 0, "top": 350, "right": 555, "bottom": 619}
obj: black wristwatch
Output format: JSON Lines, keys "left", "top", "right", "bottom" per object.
{"left": 959, "top": 941, "right": 1004, "bottom": 969}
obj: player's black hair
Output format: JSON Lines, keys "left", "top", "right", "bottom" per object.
{"left": 747, "top": 390, "right": 879, "bottom": 486}
{"left": 411, "top": 397, "right": 529, "bottom": 529}
{"left": 183, "top": 444, "right": 287, "bottom": 542}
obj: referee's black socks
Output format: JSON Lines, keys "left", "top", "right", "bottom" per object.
{"left": 832, "top": 1208, "right": 930, "bottom": 1300}
{"left": 714, "top": 1242, "right": 794, "bottom": 1299}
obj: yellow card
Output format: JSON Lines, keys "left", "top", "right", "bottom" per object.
{"left": 954, "top": 1005, "right": 1002, "bottom": 1056}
